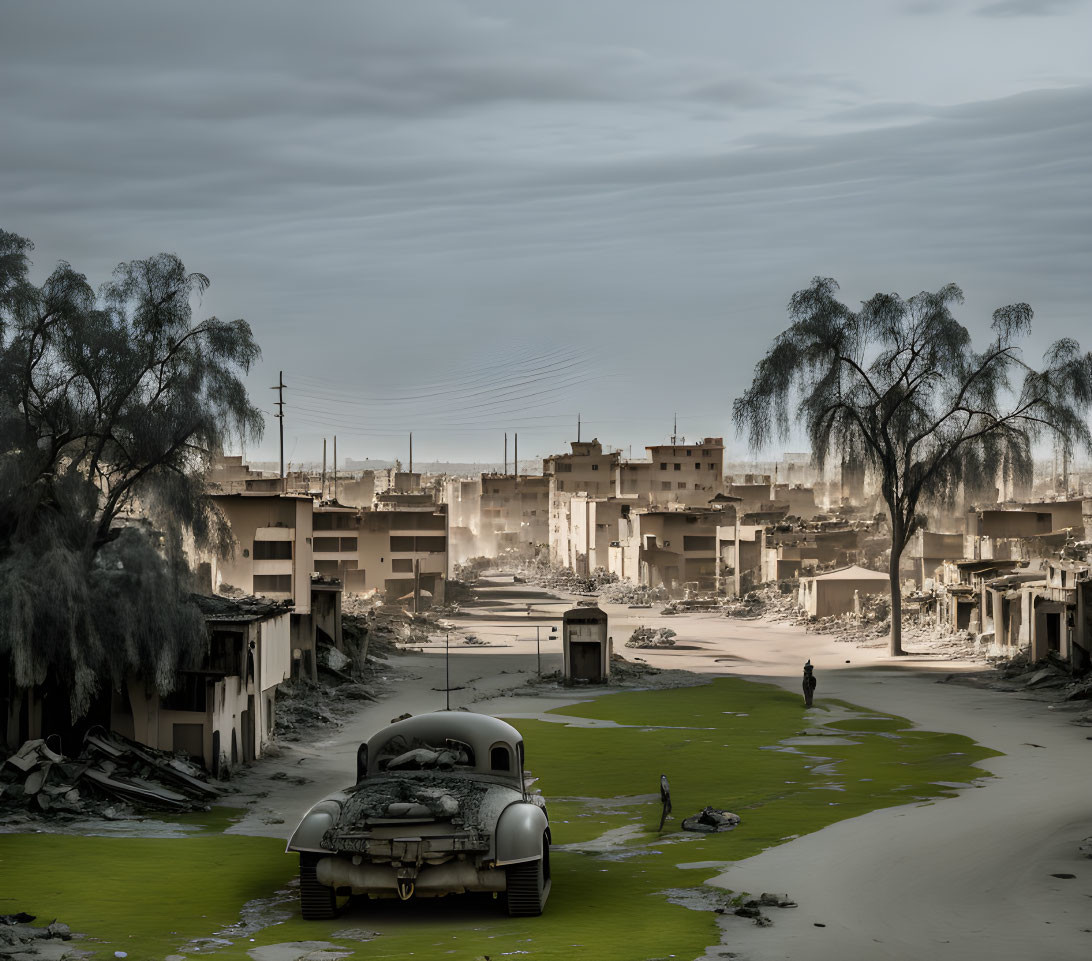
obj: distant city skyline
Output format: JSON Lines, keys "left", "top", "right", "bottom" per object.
{"left": 4, "top": 1, "right": 1091, "bottom": 463}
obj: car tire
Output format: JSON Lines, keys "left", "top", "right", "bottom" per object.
{"left": 505, "top": 837, "right": 550, "bottom": 917}
{"left": 299, "top": 853, "right": 338, "bottom": 920}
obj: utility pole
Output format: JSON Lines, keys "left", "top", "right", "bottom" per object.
{"left": 672, "top": 412, "right": 677, "bottom": 446}
{"left": 272, "top": 371, "right": 286, "bottom": 490}
{"left": 409, "top": 432, "right": 413, "bottom": 475}
{"left": 321, "top": 438, "right": 327, "bottom": 502}
{"left": 504, "top": 432, "right": 508, "bottom": 475}
{"left": 536, "top": 624, "right": 541, "bottom": 676}
{"left": 577, "top": 413, "right": 581, "bottom": 443}
{"left": 514, "top": 433, "right": 518, "bottom": 479}
{"left": 413, "top": 557, "right": 421, "bottom": 615}
{"left": 333, "top": 435, "right": 338, "bottom": 503}
{"left": 445, "top": 628, "right": 451, "bottom": 710}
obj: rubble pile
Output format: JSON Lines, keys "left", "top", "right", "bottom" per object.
{"left": 681, "top": 806, "right": 740, "bottom": 833}
{"left": 0, "top": 727, "right": 219, "bottom": 819}
{"left": 625, "top": 627, "right": 677, "bottom": 649}
{"left": 598, "top": 580, "right": 668, "bottom": 605}
{"left": 721, "top": 891, "right": 797, "bottom": 927}
{"left": 452, "top": 556, "right": 493, "bottom": 583}
{"left": 516, "top": 562, "right": 620, "bottom": 596}
{"left": 0, "top": 914, "right": 76, "bottom": 958}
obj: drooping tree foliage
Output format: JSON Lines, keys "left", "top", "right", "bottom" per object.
{"left": 734, "top": 277, "right": 1092, "bottom": 655}
{"left": 0, "top": 229, "right": 263, "bottom": 717}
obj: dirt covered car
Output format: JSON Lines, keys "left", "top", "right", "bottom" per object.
{"left": 286, "top": 711, "right": 551, "bottom": 918}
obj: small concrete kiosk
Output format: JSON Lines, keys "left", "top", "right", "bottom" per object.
{"left": 562, "top": 605, "right": 610, "bottom": 684}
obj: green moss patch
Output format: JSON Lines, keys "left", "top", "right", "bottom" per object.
{"left": 0, "top": 677, "right": 998, "bottom": 960}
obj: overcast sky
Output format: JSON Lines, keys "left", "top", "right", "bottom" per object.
{"left": 3, "top": 0, "right": 1090, "bottom": 466}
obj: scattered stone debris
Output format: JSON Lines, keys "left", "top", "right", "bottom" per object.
{"left": 681, "top": 807, "right": 741, "bottom": 833}
{"left": 0, "top": 727, "right": 219, "bottom": 821}
{"left": 718, "top": 892, "right": 797, "bottom": 928}
{"left": 625, "top": 627, "right": 677, "bottom": 649}
{"left": 1078, "top": 837, "right": 1092, "bottom": 858}
{"left": 0, "top": 913, "right": 80, "bottom": 960}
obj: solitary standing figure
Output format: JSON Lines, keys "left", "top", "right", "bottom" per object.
{"left": 803, "top": 660, "right": 817, "bottom": 707}
{"left": 659, "top": 774, "right": 672, "bottom": 831}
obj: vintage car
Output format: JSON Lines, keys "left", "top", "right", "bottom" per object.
{"left": 287, "top": 711, "right": 551, "bottom": 919}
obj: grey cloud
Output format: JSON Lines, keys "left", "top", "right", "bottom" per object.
{"left": 2, "top": 2, "right": 1090, "bottom": 461}
{"left": 976, "top": 0, "right": 1085, "bottom": 16}
{"left": 901, "top": 1, "right": 951, "bottom": 13}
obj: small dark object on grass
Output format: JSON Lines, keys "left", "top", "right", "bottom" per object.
{"left": 682, "top": 806, "right": 740, "bottom": 833}
{"left": 0, "top": 913, "right": 35, "bottom": 925}
{"left": 803, "top": 660, "right": 817, "bottom": 707}
{"left": 658, "top": 774, "right": 672, "bottom": 831}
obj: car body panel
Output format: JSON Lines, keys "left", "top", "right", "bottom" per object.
{"left": 286, "top": 711, "right": 549, "bottom": 905}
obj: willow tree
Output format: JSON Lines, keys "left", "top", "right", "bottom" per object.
{"left": 0, "top": 229, "right": 263, "bottom": 723}
{"left": 733, "top": 277, "right": 1092, "bottom": 656}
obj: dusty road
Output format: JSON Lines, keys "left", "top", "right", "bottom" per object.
{"left": 231, "top": 576, "right": 1092, "bottom": 961}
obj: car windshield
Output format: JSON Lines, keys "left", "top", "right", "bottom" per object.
{"left": 374, "top": 735, "right": 476, "bottom": 772}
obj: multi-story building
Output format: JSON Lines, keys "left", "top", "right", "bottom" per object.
{"left": 542, "top": 439, "right": 620, "bottom": 497}
{"left": 479, "top": 473, "right": 549, "bottom": 554}
{"left": 209, "top": 493, "right": 314, "bottom": 606}
{"left": 312, "top": 501, "right": 449, "bottom": 605}
{"left": 563, "top": 495, "right": 636, "bottom": 575}
{"left": 609, "top": 506, "right": 727, "bottom": 591}
{"left": 617, "top": 437, "right": 724, "bottom": 503}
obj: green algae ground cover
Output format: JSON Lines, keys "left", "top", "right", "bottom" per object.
{"left": 0, "top": 677, "right": 998, "bottom": 960}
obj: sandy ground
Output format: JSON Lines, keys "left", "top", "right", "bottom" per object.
{"left": 227, "top": 577, "right": 1092, "bottom": 961}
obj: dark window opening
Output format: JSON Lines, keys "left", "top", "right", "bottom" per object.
{"left": 490, "top": 745, "right": 512, "bottom": 772}
{"left": 254, "top": 574, "right": 292, "bottom": 593}
{"left": 162, "top": 674, "right": 207, "bottom": 712}
{"left": 253, "top": 540, "right": 292, "bottom": 560}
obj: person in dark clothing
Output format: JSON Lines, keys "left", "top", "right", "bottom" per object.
{"left": 658, "top": 773, "right": 672, "bottom": 831}
{"left": 803, "top": 660, "right": 817, "bottom": 707}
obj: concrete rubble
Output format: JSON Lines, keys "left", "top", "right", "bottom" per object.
{"left": 0, "top": 727, "right": 219, "bottom": 819}
{"left": 625, "top": 627, "right": 677, "bottom": 649}
{"left": 0, "top": 914, "right": 82, "bottom": 961}
{"left": 681, "top": 807, "right": 741, "bottom": 833}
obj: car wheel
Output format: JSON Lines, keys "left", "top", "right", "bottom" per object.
{"left": 505, "top": 837, "right": 550, "bottom": 917}
{"left": 299, "top": 853, "right": 338, "bottom": 920}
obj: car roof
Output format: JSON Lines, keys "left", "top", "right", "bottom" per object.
{"left": 368, "top": 711, "right": 523, "bottom": 755}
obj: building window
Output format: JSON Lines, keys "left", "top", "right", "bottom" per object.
{"left": 678, "top": 482, "right": 687, "bottom": 489}
{"left": 708, "top": 463, "right": 716, "bottom": 469}
{"left": 592, "top": 464, "right": 599, "bottom": 470}
{"left": 313, "top": 537, "right": 340, "bottom": 553}
{"left": 392, "top": 559, "right": 414, "bottom": 573}
{"left": 253, "top": 540, "right": 292, "bottom": 560}
{"left": 695, "top": 463, "right": 701, "bottom": 471}
{"left": 674, "top": 463, "right": 681, "bottom": 471}
{"left": 702, "top": 450, "right": 711, "bottom": 457}
{"left": 660, "top": 463, "right": 667, "bottom": 470}
{"left": 661, "top": 481, "right": 672, "bottom": 491}
{"left": 340, "top": 537, "right": 358, "bottom": 552}
{"left": 684, "top": 535, "right": 716, "bottom": 551}
{"left": 687, "top": 450, "right": 692, "bottom": 456}
{"left": 161, "top": 674, "right": 207, "bottom": 712}
{"left": 253, "top": 574, "right": 292, "bottom": 593}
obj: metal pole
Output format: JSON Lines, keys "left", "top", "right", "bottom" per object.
{"left": 536, "top": 625, "right": 541, "bottom": 676}
{"left": 272, "top": 371, "right": 286, "bottom": 489}
{"left": 445, "top": 630, "right": 451, "bottom": 710}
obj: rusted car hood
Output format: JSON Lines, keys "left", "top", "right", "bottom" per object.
{"left": 321, "top": 773, "right": 521, "bottom": 852}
